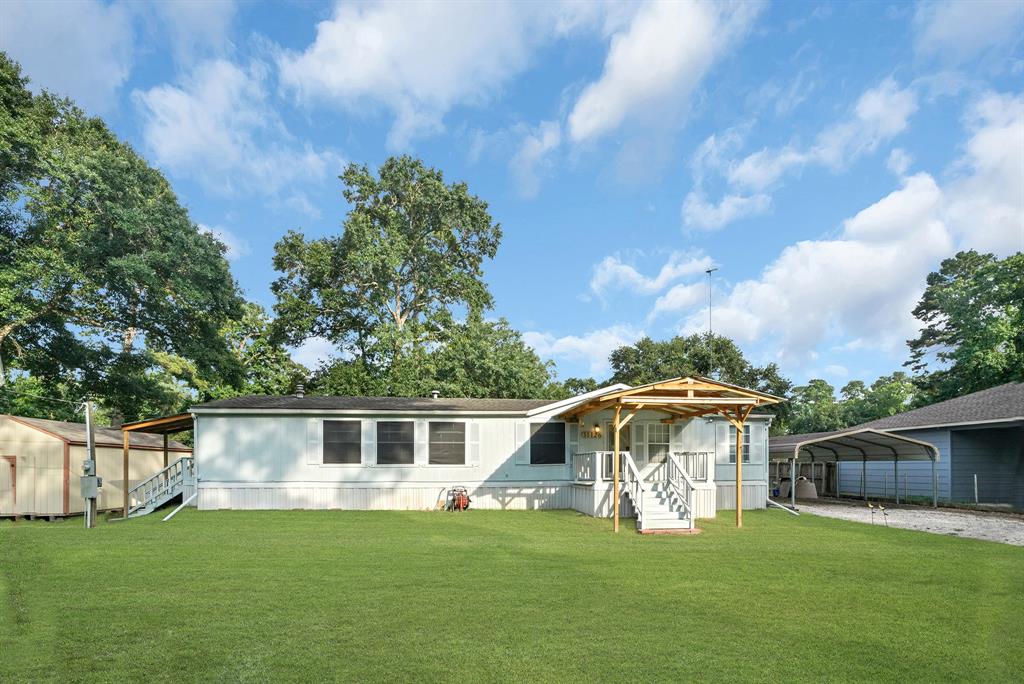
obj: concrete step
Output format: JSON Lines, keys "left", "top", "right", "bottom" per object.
{"left": 643, "top": 510, "right": 689, "bottom": 521}
{"left": 640, "top": 517, "right": 693, "bottom": 530}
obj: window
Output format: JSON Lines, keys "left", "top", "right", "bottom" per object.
{"left": 323, "top": 420, "right": 361, "bottom": 464}
{"left": 729, "top": 425, "right": 752, "bottom": 463}
{"left": 377, "top": 421, "right": 415, "bottom": 465}
{"left": 530, "top": 422, "right": 565, "bottom": 465}
{"left": 429, "top": 422, "right": 466, "bottom": 465}
{"left": 647, "top": 423, "right": 670, "bottom": 465}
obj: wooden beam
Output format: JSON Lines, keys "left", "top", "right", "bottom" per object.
{"left": 736, "top": 409, "right": 744, "bottom": 529}
{"left": 613, "top": 404, "right": 621, "bottom": 534}
{"left": 617, "top": 409, "right": 639, "bottom": 431}
{"left": 619, "top": 396, "right": 759, "bottom": 405}
{"left": 162, "top": 434, "right": 169, "bottom": 468}
{"left": 122, "top": 430, "right": 130, "bottom": 519}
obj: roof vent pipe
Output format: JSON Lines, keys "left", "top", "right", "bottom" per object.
{"left": 294, "top": 383, "right": 305, "bottom": 398}
{"left": 430, "top": 390, "right": 440, "bottom": 399}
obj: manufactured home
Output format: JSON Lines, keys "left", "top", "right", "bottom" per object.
{"left": 0, "top": 415, "right": 191, "bottom": 518}
{"left": 147, "top": 377, "right": 781, "bottom": 532}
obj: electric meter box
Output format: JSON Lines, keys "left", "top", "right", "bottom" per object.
{"left": 80, "top": 475, "right": 102, "bottom": 499}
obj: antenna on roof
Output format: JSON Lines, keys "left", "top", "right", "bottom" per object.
{"left": 706, "top": 267, "right": 719, "bottom": 380}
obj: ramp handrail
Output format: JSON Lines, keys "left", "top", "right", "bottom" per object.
{"left": 128, "top": 456, "right": 194, "bottom": 515}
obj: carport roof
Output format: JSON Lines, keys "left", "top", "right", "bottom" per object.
{"left": 769, "top": 427, "right": 939, "bottom": 462}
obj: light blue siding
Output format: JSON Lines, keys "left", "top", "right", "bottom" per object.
{"left": 837, "top": 428, "right": 950, "bottom": 500}
{"left": 950, "top": 427, "right": 1023, "bottom": 507}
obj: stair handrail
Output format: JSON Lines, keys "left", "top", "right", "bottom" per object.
{"left": 128, "top": 456, "right": 194, "bottom": 512}
{"left": 622, "top": 451, "right": 645, "bottom": 523}
{"left": 667, "top": 453, "right": 696, "bottom": 523}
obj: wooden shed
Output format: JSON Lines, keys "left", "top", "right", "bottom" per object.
{"left": 0, "top": 414, "right": 191, "bottom": 519}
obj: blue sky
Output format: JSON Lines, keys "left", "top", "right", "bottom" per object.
{"left": 2, "top": 0, "right": 1022, "bottom": 387}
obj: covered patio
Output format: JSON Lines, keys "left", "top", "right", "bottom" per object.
{"left": 769, "top": 428, "right": 941, "bottom": 508}
{"left": 557, "top": 376, "right": 784, "bottom": 531}
{"left": 119, "top": 413, "right": 193, "bottom": 519}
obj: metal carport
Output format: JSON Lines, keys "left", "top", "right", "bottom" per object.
{"left": 769, "top": 428, "right": 940, "bottom": 508}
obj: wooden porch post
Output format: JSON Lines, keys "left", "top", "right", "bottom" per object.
{"left": 122, "top": 430, "right": 130, "bottom": 519}
{"left": 735, "top": 416, "right": 743, "bottom": 528}
{"left": 613, "top": 404, "right": 621, "bottom": 533}
{"left": 162, "top": 434, "right": 169, "bottom": 467}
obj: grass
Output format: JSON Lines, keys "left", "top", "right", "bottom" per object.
{"left": 2, "top": 509, "right": 1022, "bottom": 683}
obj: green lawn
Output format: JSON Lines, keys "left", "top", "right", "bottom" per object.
{"left": 2, "top": 509, "right": 1022, "bottom": 683}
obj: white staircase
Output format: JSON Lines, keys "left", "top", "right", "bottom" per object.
{"left": 623, "top": 453, "right": 696, "bottom": 532}
{"left": 127, "top": 456, "right": 195, "bottom": 518}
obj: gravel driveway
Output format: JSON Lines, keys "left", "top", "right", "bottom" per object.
{"left": 793, "top": 500, "right": 1024, "bottom": 546}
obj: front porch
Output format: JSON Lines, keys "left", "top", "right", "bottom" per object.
{"left": 559, "top": 376, "right": 784, "bottom": 532}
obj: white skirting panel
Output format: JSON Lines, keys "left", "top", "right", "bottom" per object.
{"left": 570, "top": 484, "right": 636, "bottom": 518}
{"left": 198, "top": 483, "right": 576, "bottom": 511}
{"left": 715, "top": 483, "right": 768, "bottom": 510}
{"left": 692, "top": 485, "right": 718, "bottom": 519}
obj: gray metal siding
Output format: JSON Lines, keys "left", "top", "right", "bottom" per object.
{"left": 837, "top": 428, "right": 951, "bottom": 500}
{"left": 950, "top": 427, "right": 1024, "bottom": 507}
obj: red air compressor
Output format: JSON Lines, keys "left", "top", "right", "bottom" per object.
{"left": 447, "top": 486, "right": 471, "bottom": 512}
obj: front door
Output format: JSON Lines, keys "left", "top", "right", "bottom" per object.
{"left": 604, "top": 423, "right": 631, "bottom": 456}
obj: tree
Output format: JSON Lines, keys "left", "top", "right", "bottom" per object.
{"left": 0, "top": 54, "right": 244, "bottom": 419}
{"left": 788, "top": 379, "right": 844, "bottom": 434}
{"left": 840, "top": 372, "right": 916, "bottom": 426}
{"left": 272, "top": 156, "right": 502, "bottom": 395}
{"left": 607, "top": 333, "right": 793, "bottom": 432}
{"left": 906, "top": 250, "right": 1024, "bottom": 404}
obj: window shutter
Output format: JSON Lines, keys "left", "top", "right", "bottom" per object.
{"left": 467, "top": 422, "right": 481, "bottom": 466}
{"left": 362, "top": 419, "right": 376, "bottom": 466}
{"left": 749, "top": 422, "right": 764, "bottom": 462}
{"left": 567, "top": 422, "right": 579, "bottom": 463}
{"left": 632, "top": 422, "right": 646, "bottom": 460}
{"left": 514, "top": 421, "right": 530, "bottom": 465}
{"left": 306, "top": 418, "right": 320, "bottom": 465}
{"left": 715, "top": 421, "right": 730, "bottom": 463}
{"left": 670, "top": 422, "right": 684, "bottom": 455}
{"left": 414, "top": 419, "right": 428, "bottom": 466}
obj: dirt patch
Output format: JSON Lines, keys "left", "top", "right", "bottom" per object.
{"left": 794, "top": 499, "right": 1024, "bottom": 546}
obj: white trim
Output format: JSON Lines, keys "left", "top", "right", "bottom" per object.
{"left": 192, "top": 408, "right": 537, "bottom": 417}
{"left": 876, "top": 417, "right": 1024, "bottom": 432}
{"left": 523, "top": 383, "right": 631, "bottom": 417}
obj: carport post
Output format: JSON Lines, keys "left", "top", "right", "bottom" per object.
{"left": 790, "top": 456, "right": 796, "bottom": 508}
{"left": 862, "top": 457, "right": 867, "bottom": 500}
{"left": 894, "top": 457, "right": 899, "bottom": 504}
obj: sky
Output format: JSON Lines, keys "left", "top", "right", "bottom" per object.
{"left": 2, "top": 0, "right": 1022, "bottom": 388}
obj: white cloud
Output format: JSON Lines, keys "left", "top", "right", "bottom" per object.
{"left": 145, "top": 0, "right": 238, "bottom": 66}
{"left": 886, "top": 148, "right": 913, "bottom": 176}
{"left": 198, "top": 224, "right": 250, "bottom": 261}
{"left": 728, "top": 78, "right": 918, "bottom": 191}
{"left": 509, "top": 120, "right": 562, "bottom": 199}
{"left": 914, "top": 0, "right": 1024, "bottom": 64}
{"left": 567, "top": 0, "right": 762, "bottom": 143}
{"left": 678, "top": 91, "right": 1024, "bottom": 365}
{"left": 523, "top": 325, "right": 644, "bottom": 376}
{"left": 590, "top": 251, "right": 714, "bottom": 298}
{"left": 134, "top": 59, "right": 343, "bottom": 197}
{"left": 649, "top": 283, "right": 706, "bottom": 320}
{"left": 824, "top": 364, "right": 849, "bottom": 378}
{"left": 682, "top": 191, "right": 772, "bottom": 230}
{"left": 276, "top": 1, "right": 599, "bottom": 148}
{"left": 0, "top": 0, "right": 134, "bottom": 113}
{"left": 290, "top": 336, "right": 337, "bottom": 371}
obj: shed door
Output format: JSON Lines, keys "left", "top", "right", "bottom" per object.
{"left": 0, "top": 456, "right": 14, "bottom": 514}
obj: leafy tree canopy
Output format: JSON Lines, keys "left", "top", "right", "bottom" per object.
{"left": 906, "top": 250, "right": 1024, "bottom": 404}
{"left": 0, "top": 53, "right": 245, "bottom": 420}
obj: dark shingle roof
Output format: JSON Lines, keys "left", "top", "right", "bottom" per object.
{"left": 6, "top": 415, "right": 190, "bottom": 450}
{"left": 191, "top": 395, "right": 557, "bottom": 413}
{"left": 854, "top": 382, "right": 1024, "bottom": 431}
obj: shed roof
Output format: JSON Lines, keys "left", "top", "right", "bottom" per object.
{"left": 191, "top": 395, "right": 557, "bottom": 413}
{"left": 4, "top": 415, "right": 190, "bottom": 450}
{"left": 854, "top": 381, "right": 1024, "bottom": 431}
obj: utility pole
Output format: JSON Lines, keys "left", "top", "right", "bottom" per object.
{"left": 705, "top": 267, "right": 718, "bottom": 378}
{"left": 81, "top": 400, "right": 101, "bottom": 528}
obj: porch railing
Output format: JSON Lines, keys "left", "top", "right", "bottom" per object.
{"left": 572, "top": 451, "right": 628, "bottom": 483}
{"left": 667, "top": 454, "right": 696, "bottom": 526}
{"left": 623, "top": 452, "right": 645, "bottom": 524}
{"left": 673, "top": 451, "right": 711, "bottom": 481}
{"left": 128, "top": 456, "right": 195, "bottom": 515}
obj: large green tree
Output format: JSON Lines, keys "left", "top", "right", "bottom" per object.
{"left": 0, "top": 54, "right": 244, "bottom": 419}
{"left": 906, "top": 250, "right": 1024, "bottom": 404}
{"left": 839, "top": 372, "right": 916, "bottom": 426}
{"left": 273, "top": 156, "right": 502, "bottom": 395}
{"left": 607, "top": 333, "right": 793, "bottom": 431}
